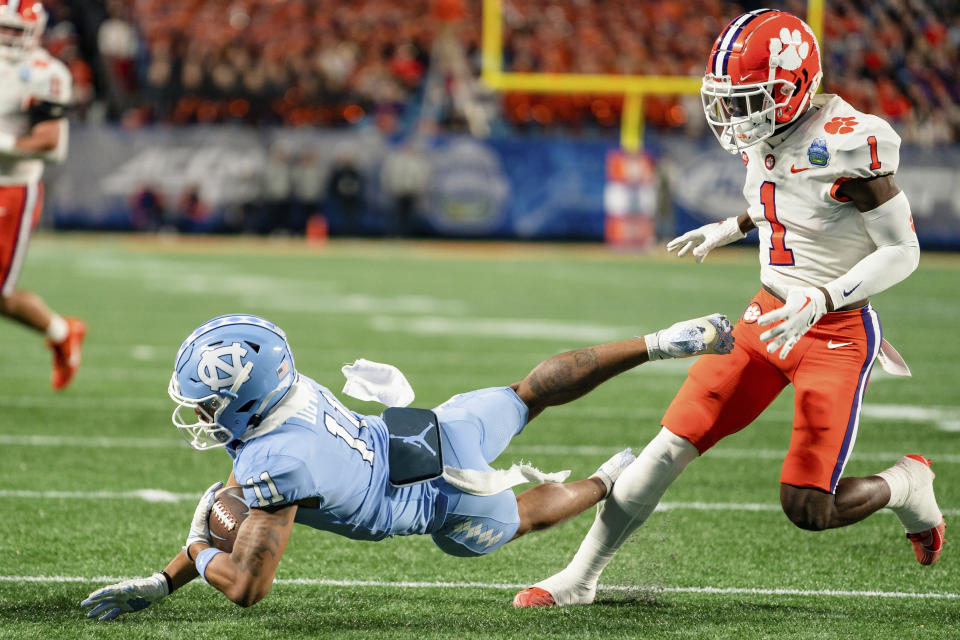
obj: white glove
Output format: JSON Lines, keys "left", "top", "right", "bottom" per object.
{"left": 81, "top": 573, "right": 169, "bottom": 621}
{"left": 185, "top": 481, "right": 222, "bottom": 552}
{"left": 758, "top": 287, "right": 828, "bottom": 359}
{"left": 645, "top": 314, "right": 734, "bottom": 360}
{"left": 666, "top": 217, "right": 745, "bottom": 263}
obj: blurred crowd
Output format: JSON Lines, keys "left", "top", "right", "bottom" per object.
{"left": 34, "top": 0, "right": 960, "bottom": 144}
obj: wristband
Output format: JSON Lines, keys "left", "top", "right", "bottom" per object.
{"left": 195, "top": 547, "right": 225, "bottom": 583}
{"left": 159, "top": 570, "right": 174, "bottom": 595}
{"left": 0, "top": 131, "right": 16, "bottom": 152}
{"left": 642, "top": 332, "right": 665, "bottom": 361}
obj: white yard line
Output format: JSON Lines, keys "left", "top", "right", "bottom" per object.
{"left": 1, "top": 489, "right": 955, "bottom": 516}
{"left": 0, "top": 434, "right": 182, "bottom": 448}
{"left": 2, "top": 395, "right": 956, "bottom": 431}
{"left": 0, "top": 396, "right": 170, "bottom": 410}
{"left": 0, "top": 489, "right": 194, "bottom": 502}
{"left": 861, "top": 404, "right": 960, "bottom": 431}
{"left": 369, "top": 315, "right": 635, "bottom": 343}
{"left": 3, "top": 433, "right": 958, "bottom": 467}
{"left": 5, "top": 574, "right": 956, "bottom": 600}
{"left": 510, "top": 445, "right": 960, "bottom": 465}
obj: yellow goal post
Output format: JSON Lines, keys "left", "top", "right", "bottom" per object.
{"left": 480, "top": 0, "right": 824, "bottom": 151}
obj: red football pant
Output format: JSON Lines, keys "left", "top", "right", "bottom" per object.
{"left": 0, "top": 182, "right": 43, "bottom": 297}
{"left": 661, "top": 289, "right": 882, "bottom": 492}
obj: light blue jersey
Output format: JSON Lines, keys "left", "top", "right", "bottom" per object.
{"left": 226, "top": 375, "right": 529, "bottom": 556}
{"left": 229, "top": 376, "right": 442, "bottom": 541}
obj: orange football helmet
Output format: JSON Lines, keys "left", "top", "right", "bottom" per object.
{"left": 701, "top": 9, "right": 822, "bottom": 153}
{"left": 0, "top": 0, "right": 46, "bottom": 58}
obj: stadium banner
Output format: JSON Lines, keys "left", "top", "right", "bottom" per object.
{"left": 47, "top": 125, "right": 960, "bottom": 247}
{"left": 47, "top": 125, "right": 608, "bottom": 239}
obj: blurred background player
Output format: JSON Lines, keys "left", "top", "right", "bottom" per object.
{"left": 0, "top": 0, "right": 84, "bottom": 390}
{"left": 515, "top": 8, "right": 943, "bottom": 608}
{"left": 81, "top": 311, "right": 733, "bottom": 620}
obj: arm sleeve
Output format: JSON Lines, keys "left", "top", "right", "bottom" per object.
{"left": 822, "top": 191, "right": 919, "bottom": 309}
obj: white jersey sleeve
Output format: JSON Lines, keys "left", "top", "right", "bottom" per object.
{"left": 24, "top": 50, "right": 73, "bottom": 107}
{"left": 0, "top": 49, "right": 71, "bottom": 182}
{"left": 829, "top": 110, "right": 900, "bottom": 182}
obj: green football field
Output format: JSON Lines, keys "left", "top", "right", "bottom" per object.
{"left": 1, "top": 235, "right": 958, "bottom": 639}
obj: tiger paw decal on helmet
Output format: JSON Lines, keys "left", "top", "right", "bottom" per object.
{"left": 768, "top": 27, "right": 810, "bottom": 71}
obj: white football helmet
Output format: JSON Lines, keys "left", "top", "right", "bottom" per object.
{"left": 0, "top": 1, "right": 47, "bottom": 59}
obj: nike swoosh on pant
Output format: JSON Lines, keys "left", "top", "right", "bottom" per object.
{"left": 827, "top": 341, "right": 853, "bottom": 349}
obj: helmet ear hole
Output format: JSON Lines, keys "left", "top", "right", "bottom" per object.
{"left": 236, "top": 399, "right": 257, "bottom": 413}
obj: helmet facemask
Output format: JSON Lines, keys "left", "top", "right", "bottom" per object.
{"left": 0, "top": 23, "right": 28, "bottom": 59}
{"left": 168, "top": 360, "right": 252, "bottom": 450}
{"left": 0, "top": 4, "right": 44, "bottom": 61}
{"left": 701, "top": 71, "right": 796, "bottom": 153}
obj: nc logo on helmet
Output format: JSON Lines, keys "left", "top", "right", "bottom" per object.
{"left": 768, "top": 27, "right": 809, "bottom": 71}
{"left": 197, "top": 343, "right": 250, "bottom": 391}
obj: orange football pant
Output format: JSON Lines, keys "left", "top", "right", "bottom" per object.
{"left": 0, "top": 182, "right": 43, "bottom": 297}
{"left": 661, "top": 289, "right": 882, "bottom": 492}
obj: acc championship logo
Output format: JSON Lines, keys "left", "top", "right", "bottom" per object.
{"left": 807, "top": 136, "right": 829, "bottom": 166}
{"left": 198, "top": 343, "right": 250, "bottom": 391}
{"left": 742, "top": 302, "right": 763, "bottom": 324}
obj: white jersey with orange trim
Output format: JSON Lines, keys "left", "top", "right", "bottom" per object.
{"left": 0, "top": 46, "right": 71, "bottom": 185}
{"left": 740, "top": 94, "right": 901, "bottom": 297}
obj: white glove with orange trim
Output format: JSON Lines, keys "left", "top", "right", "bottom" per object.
{"left": 757, "top": 287, "right": 828, "bottom": 359}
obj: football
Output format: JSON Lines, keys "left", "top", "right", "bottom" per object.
{"left": 208, "top": 486, "right": 250, "bottom": 553}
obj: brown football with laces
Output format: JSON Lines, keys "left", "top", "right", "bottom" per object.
{"left": 207, "top": 486, "right": 250, "bottom": 553}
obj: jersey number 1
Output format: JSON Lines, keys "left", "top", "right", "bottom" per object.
{"left": 760, "top": 181, "right": 794, "bottom": 266}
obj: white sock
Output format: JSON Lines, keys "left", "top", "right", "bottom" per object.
{"left": 46, "top": 315, "right": 68, "bottom": 343}
{"left": 542, "top": 428, "right": 698, "bottom": 598}
{"left": 875, "top": 456, "right": 941, "bottom": 533}
{"left": 876, "top": 464, "right": 910, "bottom": 509}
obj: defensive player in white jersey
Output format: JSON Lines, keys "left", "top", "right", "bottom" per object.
{"left": 0, "top": 0, "right": 85, "bottom": 390}
{"left": 515, "top": 9, "right": 944, "bottom": 608}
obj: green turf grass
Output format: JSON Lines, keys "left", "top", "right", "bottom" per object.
{"left": 1, "top": 235, "right": 957, "bottom": 639}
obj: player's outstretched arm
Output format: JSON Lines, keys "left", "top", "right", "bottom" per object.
{"left": 80, "top": 480, "right": 230, "bottom": 621}
{"left": 513, "top": 314, "right": 733, "bottom": 420}
{"left": 666, "top": 213, "right": 755, "bottom": 263}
